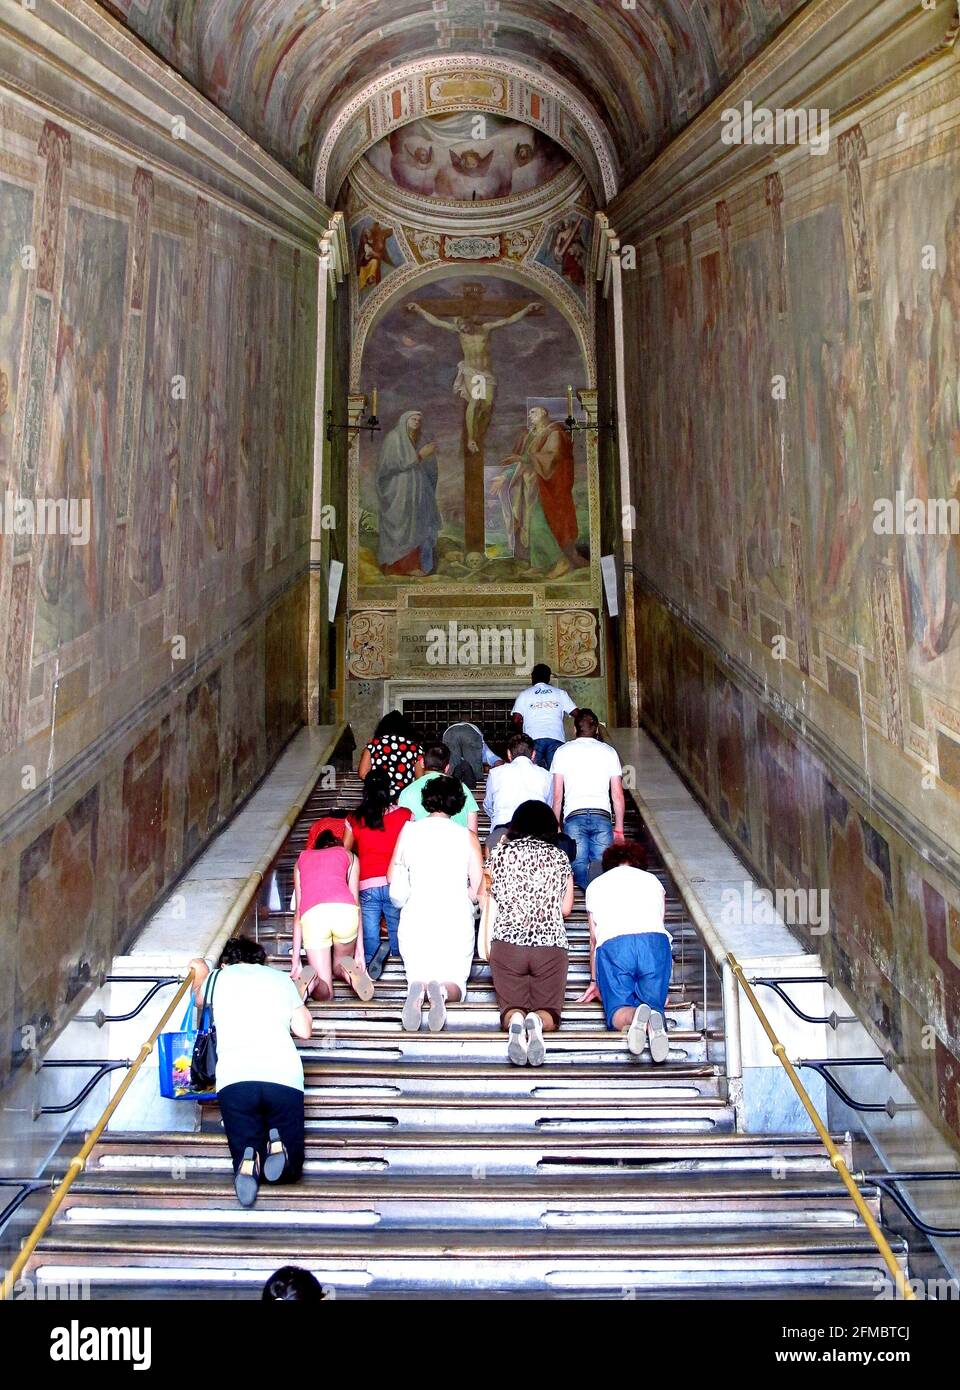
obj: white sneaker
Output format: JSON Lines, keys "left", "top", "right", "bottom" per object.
{"left": 401, "top": 981, "right": 425, "bottom": 1031}
{"left": 648, "top": 1009, "right": 669, "bottom": 1063}
{"left": 524, "top": 1012, "right": 546, "bottom": 1066}
{"left": 627, "top": 1003, "right": 650, "bottom": 1056}
{"left": 507, "top": 1017, "right": 528, "bottom": 1065}
{"left": 425, "top": 980, "right": 447, "bottom": 1033}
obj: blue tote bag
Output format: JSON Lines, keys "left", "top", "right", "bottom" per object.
{"left": 158, "top": 974, "right": 218, "bottom": 1101}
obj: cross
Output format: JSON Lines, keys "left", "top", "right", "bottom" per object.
{"left": 407, "top": 283, "right": 539, "bottom": 553}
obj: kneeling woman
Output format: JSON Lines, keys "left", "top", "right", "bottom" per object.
{"left": 578, "top": 842, "right": 673, "bottom": 1061}
{"left": 291, "top": 830, "right": 373, "bottom": 1002}
{"left": 190, "top": 938, "right": 312, "bottom": 1207}
{"left": 389, "top": 775, "right": 483, "bottom": 1032}
{"left": 483, "top": 801, "right": 573, "bottom": 1066}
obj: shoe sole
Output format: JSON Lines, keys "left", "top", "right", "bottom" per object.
{"left": 297, "top": 966, "right": 319, "bottom": 1000}
{"left": 426, "top": 981, "right": 447, "bottom": 1033}
{"left": 401, "top": 984, "right": 424, "bottom": 1031}
{"left": 507, "top": 1023, "right": 527, "bottom": 1066}
{"left": 343, "top": 962, "right": 375, "bottom": 1002}
{"left": 367, "top": 942, "right": 391, "bottom": 983}
{"left": 262, "top": 1129, "right": 287, "bottom": 1184}
{"left": 525, "top": 1016, "right": 546, "bottom": 1067}
{"left": 648, "top": 1010, "right": 669, "bottom": 1063}
{"left": 234, "top": 1149, "right": 259, "bottom": 1207}
{"left": 628, "top": 1003, "right": 651, "bottom": 1056}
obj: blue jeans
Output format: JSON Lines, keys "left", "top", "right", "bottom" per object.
{"left": 595, "top": 933, "right": 673, "bottom": 1030}
{"left": 564, "top": 812, "right": 613, "bottom": 890}
{"left": 532, "top": 737, "right": 564, "bottom": 771}
{"left": 359, "top": 885, "right": 400, "bottom": 963}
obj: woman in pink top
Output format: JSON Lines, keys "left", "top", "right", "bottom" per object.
{"left": 292, "top": 830, "right": 373, "bottom": 1002}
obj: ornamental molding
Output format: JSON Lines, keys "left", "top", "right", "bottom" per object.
{"left": 315, "top": 55, "right": 619, "bottom": 206}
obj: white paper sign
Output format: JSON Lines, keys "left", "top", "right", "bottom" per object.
{"left": 600, "top": 554, "right": 619, "bottom": 617}
{"left": 328, "top": 560, "right": 344, "bottom": 622}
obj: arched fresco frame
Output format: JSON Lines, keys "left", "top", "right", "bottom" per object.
{"left": 344, "top": 262, "right": 601, "bottom": 616}
{"left": 315, "top": 56, "right": 619, "bottom": 208}
{"left": 350, "top": 257, "right": 595, "bottom": 392}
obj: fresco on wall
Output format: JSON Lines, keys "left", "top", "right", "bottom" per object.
{"left": 535, "top": 212, "right": 590, "bottom": 294}
{"left": 352, "top": 216, "right": 402, "bottom": 296}
{"left": 626, "top": 72, "right": 960, "bottom": 1151}
{"left": 356, "top": 275, "right": 590, "bottom": 600}
{"left": 873, "top": 162, "right": 960, "bottom": 691}
{"left": 636, "top": 589, "right": 960, "bottom": 1149}
{"left": 0, "top": 182, "right": 34, "bottom": 482}
{"left": 363, "top": 114, "right": 569, "bottom": 201}
{"left": 129, "top": 232, "right": 189, "bottom": 600}
{"left": 120, "top": 717, "right": 173, "bottom": 935}
{"left": 0, "top": 89, "right": 315, "bottom": 1089}
{"left": 266, "top": 272, "right": 295, "bottom": 571}
{"left": 188, "top": 252, "right": 237, "bottom": 567}
{"left": 236, "top": 262, "right": 268, "bottom": 554}
{"left": 787, "top": 207, "right": 875, "bottom": 648}
{"left": 33, "top": 206, "right": 128, "bottom": 654}
{"left": 15, "top": 786, "right": 100, "bottom": 1060}
{"left": 734, "top": 239, "right": 791, "bottom": 604}
{"left": 183, "top": 672, "right": 221, "bottom": 858}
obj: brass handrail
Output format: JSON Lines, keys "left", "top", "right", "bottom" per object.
{"left": 2, "top": 723, "right": 348, "bottom": 1302}
{"left": 727, "top": 953, "right": 915, "bottom": 1301}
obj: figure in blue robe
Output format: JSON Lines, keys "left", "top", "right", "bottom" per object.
{"left": 376, "top": 410, "right": 441, "bottom": 576}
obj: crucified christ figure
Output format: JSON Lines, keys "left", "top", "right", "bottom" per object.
{"left": 406, "top": 299, "right": 544, "bottom": 455}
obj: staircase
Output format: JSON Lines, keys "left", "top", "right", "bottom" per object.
{"left": 23, "top": 772, "right": 909, "bottom": 1299}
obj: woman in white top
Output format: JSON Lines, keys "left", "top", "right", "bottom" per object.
{"left": 388, "top": 774, "right": 484, "bottom": 1032}
{"left": 578, "top": 841, "right": 673, "bottom": 1062}
{"left": 190, "top": 937, "right": 313, "bottom": 1207}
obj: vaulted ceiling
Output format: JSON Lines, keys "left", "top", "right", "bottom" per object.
{"left": 104, "top": 0, "right": 810, "bottom": 193}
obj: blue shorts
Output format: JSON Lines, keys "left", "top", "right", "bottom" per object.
{"left": 595, "top": 932, "right": 672, "bottom": 1030}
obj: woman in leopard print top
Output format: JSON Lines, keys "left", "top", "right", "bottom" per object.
{"left": 484, "top": 800, "right": 574, "bottom": 1067}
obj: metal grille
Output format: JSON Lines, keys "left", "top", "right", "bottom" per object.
{"left": 401, "top": 698, "right": 515, "bottom": 758}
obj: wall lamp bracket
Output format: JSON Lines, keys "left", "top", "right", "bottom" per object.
{"left": 563, "top": 415, "right": 615, "bottom": 433}
{"left": 326, "top": 409, "right": 381, "bottom": 443}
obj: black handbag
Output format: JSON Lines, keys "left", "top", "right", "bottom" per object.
{"left": 190, "top": 969, "right": 219, "bottom": 1091}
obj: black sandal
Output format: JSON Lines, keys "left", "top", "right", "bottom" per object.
{"left": 263, "top": 1127, "right": 288, "bottom": 1183}
{"left": 367, "top": 939, "right": 391, "bottom": 982}
{"left": 234, "top": 1146, "right": 260, "bottom": 1207}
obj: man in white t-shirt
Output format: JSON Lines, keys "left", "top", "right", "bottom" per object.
{"left": 483, "top": 732, "right": 554, "bottom": 849}
{"left": 511, "top": 663, "right": 578, "bottom": 771}
{"left": 578, "top": 841, "right": 672, "bottom": 1061}
{"left": 550, "top": 709, "right": 624, "bottom": 890}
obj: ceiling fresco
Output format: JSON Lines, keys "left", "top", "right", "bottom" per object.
{"left": 103, "top": 0, "right": 810, "bottom": 189}
{"left": 362, "top": 113, "right": 570, "bottom": 203}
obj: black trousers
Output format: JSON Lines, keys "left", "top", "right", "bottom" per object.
{"left": 217, "top": 1081, "right": 305, "bottom": 1182}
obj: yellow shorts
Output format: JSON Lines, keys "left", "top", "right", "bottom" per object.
{"left": 301, "top": 903, "right": 359, "bottom": 950}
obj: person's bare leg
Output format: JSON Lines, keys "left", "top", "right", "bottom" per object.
{"left": 304, "top": 946, "right": 334, "bottom": 1002}
{"left": 535, "top": 1009, "right": 557, "bottom": 1033}
{"left": 611, "top": 1006, "right": 634, "bottom": 1032}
